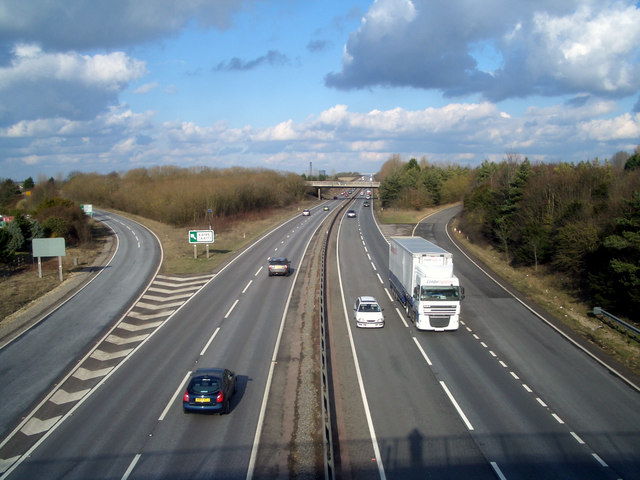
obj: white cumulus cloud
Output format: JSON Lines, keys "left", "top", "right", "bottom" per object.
{"left": 326, "top": 0, "right": 640, "bottom": 101}
{"left": 0, "top": 45, "right": 146, "bottom": 126}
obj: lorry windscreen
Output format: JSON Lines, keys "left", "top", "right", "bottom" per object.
{"left": 420, "top": 287, "right": 459, "bottom": 301}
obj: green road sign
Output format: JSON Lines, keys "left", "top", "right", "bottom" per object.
{"left": 189, "top": 230, "right": 214, "bottom": 244}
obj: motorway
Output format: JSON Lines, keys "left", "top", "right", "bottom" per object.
{"left": 329, "top": 200, "right": 640, "bottom": 479}
{"left": 0, "top": 204, "right": 334, "bottom": 479}
{"left": 1, "top": 199, "right": 639, "bottom": 479}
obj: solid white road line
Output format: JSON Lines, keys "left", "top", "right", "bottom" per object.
{"left": 439, "top": 381, "right": 474, "bottom": 431}
{"left": 335, "top": 216, "right": 387, "bottom": 480}
{"left": 245, "top": 214, "right": 325, "bottom": 480}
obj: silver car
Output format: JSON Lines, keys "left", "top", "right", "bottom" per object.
{"left": 353, "top": 296, "right": 384, "bottom": 328}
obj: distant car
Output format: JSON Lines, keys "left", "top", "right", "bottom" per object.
{"left": 183, "top": 368, "right": 237, "bottom": 414}
{"left": 363, "top": 202, "right": 370, "bottom": 207}
{"left": 302, "top": 209, "right": 311, "bottom": 216}
{"left": 353, "top": 296, "right": 385, "bottom": 328}
{"left": 347, "top": 210, "right": 356, "bottom": 218}
{"left": 323, "top": 205, "right": 330, "bottom": 211}
{"left": 268, "top": 257, "right": 291, "bottom": 276}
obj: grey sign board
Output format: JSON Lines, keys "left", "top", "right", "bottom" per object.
{"left": 32, "top": 238, "right": 66, "bottom": 257}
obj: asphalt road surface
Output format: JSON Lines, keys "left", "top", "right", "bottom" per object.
{"left": 2, "top": 200, "right": 638, "bottom": 479}
{"left": 0, "top": 211, "right": 161, "bottom": 442}
{"left": 329, "top": 200, "right": 640, "bottom": 480}
{"left": 0, "top": 202, "right": 336, "bottom": 479}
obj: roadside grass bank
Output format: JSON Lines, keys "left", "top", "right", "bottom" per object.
{"left": 452, "top": 228, "right": 640, "bottom": 378}
{"left": 377, "top": 205, "right": 448, "bottom": 225}
{"left": 0, "top": 222, "right": 111, "bottom": 324}
{"left": 110, "top": 203, "right": 315, "bottom": 275}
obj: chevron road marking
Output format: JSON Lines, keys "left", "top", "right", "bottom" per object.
{"left": 136, "top": 301, "right": 185, "bottom": 310}
{"left": 105, "top": 333, "right": 149, "bottom": 345}
{"left": 90, "top": 348, "right": 134, "bottom": 361}
{"left": 50, "top": 388, "right": 90, "bottom": 405}
{"left": 119, "top": 320, "right": 164, "bottom": 331}
{"left": 21, "top": 416, "right": 62, "bottom": 436}
{"left": 148, "top": 286, "right": 204, "bottom": 294}
{"left": 0, "top": 273, "right": 220, "bottom": 474}
{"left": 153, "top": 280, "right": 208, "bottom": 288}
{"left": 141, "top": 292, "right": 193, "bottom": 302}
{"left": 0, "top": 456, "right": 20, "bottom": 474}
{"left": 156, "top": 274, "right": 213, "bottom": 281}
{"left": 127, "top": 311, "right": 174, "bottom": 321}
{"left": 73, "top": 366, "right": 114, "bottom": 381}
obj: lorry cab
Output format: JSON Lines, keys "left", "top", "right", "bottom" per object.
{"left": 389, "top": 236, "right": 464, "bottom": 331}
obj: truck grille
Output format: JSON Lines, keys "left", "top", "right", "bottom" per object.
{"left": 429, "top": 316, "right": 450, "bottom": 328}
{"left": 423, "top": 305, "right": 456, "bottom": 315}
{"left": 422, "top": 305, "right": 456, "bottom": 328}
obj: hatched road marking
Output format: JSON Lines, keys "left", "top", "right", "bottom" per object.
{"left": 0, "top": 272, "right": 215, "bottom": 474}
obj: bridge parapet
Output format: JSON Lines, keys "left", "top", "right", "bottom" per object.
{"left": 305, "top": 181, "right": 380, "bottom": 188}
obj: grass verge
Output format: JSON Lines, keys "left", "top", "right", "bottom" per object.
{"left": 0, "top": 222, "right": 112, "bottom": 323}
{"left": 110, "top": 204, "right": 312, "bottom": 275}
{"left": 449, "top": 218, "right": 640, "bottom": 377}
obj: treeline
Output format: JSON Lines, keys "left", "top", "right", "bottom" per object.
{"left": 377, "top": 150, "right": 640, "bottom": 319}
{"left": 377, "top": 155, "right": 472, "bottom": 208}
{"left": 457, "top": 152, "right": 640, "bottom": 319}
{"left": 0, "top": 177, "right": 92, "bottom": 264}
{"left": 62, "top": 166, "right": 309, "bottom": 226}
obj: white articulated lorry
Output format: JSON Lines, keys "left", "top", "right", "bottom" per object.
{"left": 389, "top": 236, "right": 464, "bottom": 331}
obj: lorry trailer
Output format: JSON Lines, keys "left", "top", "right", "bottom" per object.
{"left": 389, "top": 236, "right": 464, "bottom": 331}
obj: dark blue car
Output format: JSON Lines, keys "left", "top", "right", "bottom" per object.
{"left": 183, "top": 368, "right": 237, "bottom": 414}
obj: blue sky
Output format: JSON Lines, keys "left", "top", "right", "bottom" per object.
{"left": 1, "top": 0, "right": 639, "bottom": 181}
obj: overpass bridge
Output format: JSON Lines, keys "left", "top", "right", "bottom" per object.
{"left": 305, "top": 180, "right": 381, "bottom": 199}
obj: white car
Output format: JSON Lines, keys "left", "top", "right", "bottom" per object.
{"left": 353, "top": 296, "right": 384, "bottom": 328}
{"left": 302, "top": 209, "right": 311, "bottom": 216}
{"left": 346, "top": 210, "right": 356, "bottom": 218}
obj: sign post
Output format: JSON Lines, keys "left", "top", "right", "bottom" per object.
{"left": 32, "top": 238, "right": 66, "bottom": 281}
{"left": 188, "top": 230, "right": 214, "bottom": 259}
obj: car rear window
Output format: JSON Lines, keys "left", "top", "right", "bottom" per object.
{"left": 191, "top": 377, "right": 220, "bottom": 394}
{"left": 270, "top": 259, "right": 286, "bottom": 265}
